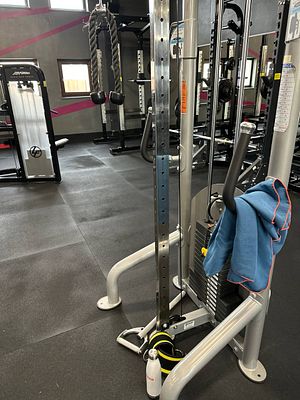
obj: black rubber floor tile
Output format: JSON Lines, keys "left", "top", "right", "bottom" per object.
{"left": 58, "top": 167, "right": 125, "bottom": 194}
{"left": 0, "top": 242, "right": 107, "bottom": 355}
{"left": 102, "top": 153, "right": 152, "bottom": 172}
{"left": 118, "top": 167, "right": 153, "bottom": 191}
{"left": 78, "top": 209, "right": 178, "bottom": 277}
{"left": 57, "top": 144, "right": 91, "bottom": 158}
{"left": 0, "top": 205, "right": 83, "bottom": 262}
{"left": 78, "top": 209, "right": 156, "bottom": 276}
{"left": 87, "top": 145, "right": 116, "bottom": 159}
{"left": 0, "top": 315, "right": 149, "bottom": 400}
{"left": 59, "top": 155, "right": 105, "bottom": 172}
{"left": 116, "top": 248, "right": 181, "bottom": 328}
{"left": 62, "top": 181, "right": 152, "bottom": 224}
{"left": 0, "top": 183, "right": 64, "bottom": 215}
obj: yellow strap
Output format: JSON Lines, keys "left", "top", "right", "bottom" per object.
{"left": 201, "top": 247, "right": 208, "bottom": 257}
{"left": 158, "top": 350, "right": 183, "bottom": 362}
{"left": 161, "top": 367, "right": 171, "bottom": 375}
{"left": 149, "top": 331, "right": 172, "bottom": 343}
{"left": 153, "top": 340, "right": 173, "bottom": 349}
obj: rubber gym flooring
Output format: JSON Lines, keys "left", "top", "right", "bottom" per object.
{"left": 0, "top": 140, "right": 299, "bottom": 400}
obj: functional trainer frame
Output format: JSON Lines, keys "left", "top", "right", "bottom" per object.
{"left": 97, "top": 1, "right": 299, "bottom": 398}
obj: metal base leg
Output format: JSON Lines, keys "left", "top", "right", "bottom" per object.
{"left": 97, "top": 230, "right": 180, "bottom": 311}
{"left": 172, "top": 275, "right": 183, "bottom": 290}
{"left": 110, "top": 144, "right": 140, "bottom": 156}
{"left": 93, "top": 137, "right": 114, "bottom": 144}
{"left": 160, "top": 296, "right": 262, "bottom": 400}
{"left": 97, "top": 296, "right": 122, "bottom": 310}
{"left": 238, "top": 359, "right": 267, "bottom": 383}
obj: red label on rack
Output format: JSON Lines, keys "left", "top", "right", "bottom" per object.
{"left": 181, "top": 80, "right": 187, "bottom": 114}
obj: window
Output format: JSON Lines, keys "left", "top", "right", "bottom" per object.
{"left": 202, "top": 58, "right": 255, "bottom": 90}
{"left": 202, "top": 62, "right": 222, "bottom": 89}
{"left": 0, "top": 0, "right": 29, "bottom": 7}
{"left": 202, "top": 63, "right": 210, "bottom": 88}
{"left": 0, "top": 58, "right": 37, "bottom": 66}
{"left": 49, "top": 0, "right": 87, "bottom": 11}
{"left": 243, "top": 58, "right": 256, "bottom": 87}
{"left": 266, "top": 60, "right": 273, "bottom": 76}
{"left": 236, "top": 58, "right": 256, "bottom": 88}
{"left": 58, "top": 60, "right": 91, "bottom": 97}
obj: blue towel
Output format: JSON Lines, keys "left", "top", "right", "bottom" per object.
{"left": 203, "top": 178, "right": 291, "bottom": 292}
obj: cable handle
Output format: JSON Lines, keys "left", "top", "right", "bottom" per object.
{"left": 223, "top": 122, "right": 256, "bottom": 212}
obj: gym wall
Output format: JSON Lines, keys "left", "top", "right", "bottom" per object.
{"left": 0, "top": 0, "right": 149, "bottom": 136}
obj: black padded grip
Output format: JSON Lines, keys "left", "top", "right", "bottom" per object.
{"left": 223, "top": 122, "right": 256, "bottom": 212}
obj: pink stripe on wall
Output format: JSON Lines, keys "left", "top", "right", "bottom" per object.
{"left": 51, "top": 98, "right": 267, "bottom": 119}
{"left": 52, "top": 100, "right": 96, "bottom": 118}
{"left": 249, "top": 48, "right": 260, "bottom": 59}
{"left": 0, "top": 7, "right": 50, "bottom": 20}
{"left": 0, "top": 15, "right": 89, "bottom": 57}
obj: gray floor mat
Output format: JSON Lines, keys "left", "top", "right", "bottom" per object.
{"left": 0, "top": 314, "right": 149, "bottom": 400}
{"left": 0, "top": 242, "right": 106, "bottom": 355}
{"left": 0, "top": 205, "right": 83, "bottom": 262}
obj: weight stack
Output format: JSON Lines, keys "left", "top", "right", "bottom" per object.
{"left": 189, "top": 222, "right": 243, "bottom": 322}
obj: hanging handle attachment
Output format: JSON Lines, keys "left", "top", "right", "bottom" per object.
{"left": 223, "top": 122, "right": 256, "bottom": 212}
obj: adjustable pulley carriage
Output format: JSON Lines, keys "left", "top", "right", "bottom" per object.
{"left": 97, "top": 0, "right": 299, "bottom": 398}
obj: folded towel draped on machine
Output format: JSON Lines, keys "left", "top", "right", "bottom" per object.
{"left": 203, "top": 178, "right": 292, "bottom": 292}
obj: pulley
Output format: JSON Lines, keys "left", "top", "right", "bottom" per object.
{"left": 219, "top": 78, "right": 233, "bottom": 103}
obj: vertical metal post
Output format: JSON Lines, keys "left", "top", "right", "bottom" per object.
{"left": 256, "top": 0, "right": 290, "bottom": 183}
{"left": 96, "top": 49, "right": 108, "bottom": 137}
{"left": 195, "top": 49, "right": 203, "bottom": 124}
{"left": 224, "top": 42, "right": 234, "bottom": 120}
{"left": 234, "top": 0, "right": 253, "bottom": 144}
{"left": 240, "top": 2, "right": 300, "bottom": 380}
{"left": 117, "top": 43, "right": 126, "bottom": 147}
{"left": 149, "top": 0, "right": 170, "bottom": 329}
{"left": 254, "top": 35, "right": 268, "bottom": 117}
{"left": 179, "top": 0, "right": 199, "bottom": 280}
{"left": 137, "top": 49, "right": 146, "bottom": 126}
{"left": 206, "top": 0, "right": 224, "bottom": 213}
{"left": 268, "top": 42, "right": 300, "bottom": 183}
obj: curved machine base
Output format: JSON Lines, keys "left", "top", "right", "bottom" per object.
{"left": 238, "top": 360, "right": 267, "bottom": 383}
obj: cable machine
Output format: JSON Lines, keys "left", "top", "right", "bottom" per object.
{"left": 88, "top": 2, "right": 150, "bottom": 155}
{"left": 96, "top": 0, "right": 299, "bottom": 398}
